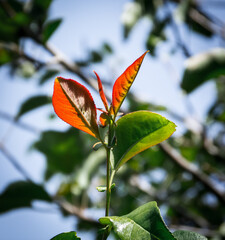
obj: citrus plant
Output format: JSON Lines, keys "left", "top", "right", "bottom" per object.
{"left": 51, "top": 52, "right": 207, "bottom": 239}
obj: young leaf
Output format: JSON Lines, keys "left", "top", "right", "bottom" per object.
{"left": 94, "top": 71, "right": 109, "bottom": 111}
{"left": 52, "top": 77, "right": 100, "bottom": 139}
{"left": 113, "top": 111, "right": 176, "bottom": 170}
{"left": 99, "top": 112, "right": 108, "bottom": 127}
{"left": 112, "top": 51, "right": 149, "bottom": 116}
{"left": 173, "top": 230, "right": 207, "bottom": 240}
{"left": 50, "top": 231, "right": 81, "bottom": 240}
{"left": 99, "top": 216, "right": 151, "bottom": 240}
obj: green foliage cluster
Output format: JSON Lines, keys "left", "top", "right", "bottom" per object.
{"left": 0, "top": 0, "right": 225, "bottom": 240}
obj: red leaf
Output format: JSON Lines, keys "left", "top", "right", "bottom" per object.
{"left": 99, "top": 112, "right": 108, "bottom": 127}
{"left": 94, "top": 71, "right": 109, "bottom": 112}
{"left": 52, "top": 77, "right": 100, "bottom": 139}
{"left": 112, "top": 51, "right": 149, "bottom": 116}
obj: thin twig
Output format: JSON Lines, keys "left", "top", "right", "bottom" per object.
{"left": 0, "top": 143, "right": 33, "bottom": 182}
{"left": 0, "top": 110, "right": 40, "bottom": 134}
{"left": 58, "top": 200, "right": 101, "bottom": 227}
{"left": 129, "top": 174, "right": 210, "bottom": 228}
{"left": 163, "top": 0, "right": 191, "bottom": 58}
{"left": 0, "top": 42, "right": 45, "bottom": 67}
{"left": 0, "top": 142, "right": 101, "bottom": 226}
{"left": 160, "top": 142, "right": 225, "bottom": 204}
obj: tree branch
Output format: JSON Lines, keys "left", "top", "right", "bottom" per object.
{"left": 0, "top": 110, "right": 40, "bottom": 134}
{"left": 0, "top": 42, "right": 45, "bottom": 68}
{"left": 129, "top": 174, "right": 210, "bottom": 228}
{"left": 58, "top": 200, "right": 101, "bottom": 227}
{"left": 164, "top": 0, "right": 191, "bottom": 58}
{"left": 0, "top": 143, "right": 33, "bottom": 182}
{"left": 160, "top": 142, "right": 225, "bottom": 204}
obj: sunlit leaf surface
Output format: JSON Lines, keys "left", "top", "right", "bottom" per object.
{"left": 99, "top": 216, "right": 151, "bottom": 240}
{"left": 52, "top": 77, "right": 100, "bottom": 139}
{"left": 112, "top": 51, "right": 149, "bottom": 116}
{"left": 125, "top": 201, "right": 176, "bottom": 240}
{"left": 113, "top": 111, "right": 176, "bottom": 170}
{"left": 99, "top": 201, "right": 175, "bottom": 240}
{"left": 173, "top": 230, "right": 208, "bottom": 240}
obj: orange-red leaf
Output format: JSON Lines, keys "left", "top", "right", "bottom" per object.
{"left": 52, "top": 77, "right": 100, "bottom": 139}
{"left": 94, "top": 71, "right": 109, "bottom": 112}
{"left": 112, "top": 51, "right": 149, "bottom": 116}
{"left": 99, "top": 112, "right": 108, "bottom": 127}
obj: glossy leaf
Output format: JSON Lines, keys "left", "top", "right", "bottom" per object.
{"left": 99, "top": 201, "right": 175, "bottom": 240}
{"left": 0, "top": 181, "right": 51, "bottom": 214}
{"left": 99, "top": 216, "right": 151, "bottom": 240}
{"left": 94, "top": 71, "right": 109, "bottom": 111}
{"left": 113, "top": 111, "right": 176, "bottom": 170}
{"left": 125, "top": 201, "right": 176, "bottom": 240}
{"left": 50, "top": 231, "right": 81, "bottom": 240}
{"left": 112, "top": 51, "right": 149, "bottom": 116}
{"left": 43, "top": 18, "right": 62, "bottom": 43}
{"left": 173, "top": 230, "right": 207, "bottom": 240}
{"left": 52, "top": 77, "right": 100, "bottom": 139}
{"left": 181, "top": 48, "right": 225, "bottom": 93}
{"left": 16, "top": 95, "right": 51, "bottom": 119}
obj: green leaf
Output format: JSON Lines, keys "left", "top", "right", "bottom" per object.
{"left": 0, "top": 181, "right": 51, "bottom": 214}
{"left": 113, "top": 111, "right": 176, "bottom": 170}
{"left": 39, "top": 69, "right": 59, "bottom": 85}
{"left": 16, "top": 95, "right": 51, "bottom": 119}
{"left": 50, "top": 231, "right": 81, "bottom": 240}
{"left": 99, "top": 201, "right": 175, "bottom": 240}
{"left": 181, "top": 48, "right": 225, "bottom": 93}
{"left": 99, "top": 216, "right": 151, "bottom": 240}
{"left": 90, "top": 50, "right": 103, "bottom": 63}
{"left": 43, "top": 18, "right": 62, "bottom": 43}
{"left": 125, "top": 201, "right": 176, "bottom": 240}
{"left": 32, "top": 128, "right": 95, "bottom": 180}
{"left": 0, "top": 48, "right": 15, "bottom": 66}
{"left": 102, "top": 42, "right": 113, "bottom": 54}
{"left": 173, "top": 230, "right": 208, "bottom": 240}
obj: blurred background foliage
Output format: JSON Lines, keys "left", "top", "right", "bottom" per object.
{"left": 0, "top": 0, "right": 225, "bottom": 239}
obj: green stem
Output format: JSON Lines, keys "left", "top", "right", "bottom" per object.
{"left": 105, "top": 146, "right": 111, "bottom": 217}
{"left": 105, "top": 119, "right": 114, "bottom": 217}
